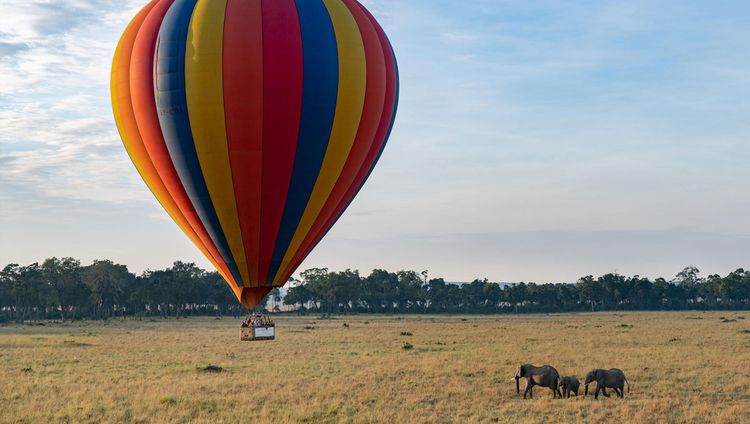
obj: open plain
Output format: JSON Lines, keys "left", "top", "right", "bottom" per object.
{"left": 1, "top": 312, "right": 749, "bottom": 423}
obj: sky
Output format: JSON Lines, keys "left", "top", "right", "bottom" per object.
{"left": 1, "top": 0, "right": 749, "bottom": 283}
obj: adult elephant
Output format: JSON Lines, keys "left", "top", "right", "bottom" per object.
{"left": 515, "top": 364, "right": 562, "bottom": 399}
{"left": 584, "top": 368, "right": 630, "bottom": 399}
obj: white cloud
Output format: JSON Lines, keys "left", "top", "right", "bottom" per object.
{"left": 0, "top": 0, "right": 145, "bottom": 205}
{"left": 0, "top": 118, "right": 142, "bottom": 204}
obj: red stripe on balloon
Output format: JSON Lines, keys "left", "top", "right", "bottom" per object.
{"left": 342, "top": 1, "right": 398, "bottom": 206}
{"left": 277, "top": 0, "right": 398, "bottom": 285}
{"left": 275, "top": 0, "right": 387, "bottom": 284}
{"left": 257, "top": 0, "right": 304, "bottom": 286}
{"left": 223, "top": 0, "right": 264, "bottom": 287}
{"left": 130, "top": 0, "right": 238, "bottom": 287}
{"left": 349, "top": 0, "right": 398, "bottom": 200}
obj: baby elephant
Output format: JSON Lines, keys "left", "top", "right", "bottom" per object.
{"left": 558, "top": 376, "right": 580, "bottom": 398}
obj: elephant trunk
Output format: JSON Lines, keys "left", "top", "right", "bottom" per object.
{"left": 515, "top": 376, "right": 520, "bottom": 394}
{"left": 584, "top": 383, "right": 589, "bottom": 396}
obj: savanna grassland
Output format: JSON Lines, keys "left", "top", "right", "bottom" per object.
{"left": 1, "top": 312, "right": 749, "bottom": 423}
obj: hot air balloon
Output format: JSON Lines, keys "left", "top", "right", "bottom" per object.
{"left": 111, "top": 0, "right": 398, "bottom": 309}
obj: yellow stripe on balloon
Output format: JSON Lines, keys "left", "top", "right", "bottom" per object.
{"left": 185, "top": 0, "right": 251, "bottom": 286}
{"left": 111, "top": 0, "right": 237, "bottom": 294}
{"left": 272, "top": 0, "right": 367, "bottom": 285}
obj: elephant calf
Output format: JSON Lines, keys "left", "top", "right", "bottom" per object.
{"left": 515, "top": 364, "right": 563, "bottom": 399}
{"left": 558, "top": 376, "right": 580, "bottom": 398}
{"left": 584, "top": 368, "right": 630, "bottom": 399}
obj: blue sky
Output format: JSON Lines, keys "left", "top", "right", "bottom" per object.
{"left": 1, "top": 0, "right": 748, "bottom": 282}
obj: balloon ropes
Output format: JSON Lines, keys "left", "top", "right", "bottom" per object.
{"left": 111, "top": 0, "right": 399, "bottom": 309}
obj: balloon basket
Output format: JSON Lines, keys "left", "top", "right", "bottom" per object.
{"left": 240, "top": 326, "right": 276, "bottom": 341}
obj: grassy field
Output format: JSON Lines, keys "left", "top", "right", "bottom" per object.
{"left": 1, "top": 312, "right": 749, "bottom": 423}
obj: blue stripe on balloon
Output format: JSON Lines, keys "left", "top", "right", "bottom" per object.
{"left": 154, "top": 0, "right": 244, "bottom": 286}
{"left": 265, "top": 0, "right": 339, "bottom": 285}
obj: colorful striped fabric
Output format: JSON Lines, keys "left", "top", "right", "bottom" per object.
{"left": 111, "top": 0, "right": 399, "bottom": 308}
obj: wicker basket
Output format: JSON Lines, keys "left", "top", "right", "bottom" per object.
{"left": 240, "top": 326, "right": 275, "bottom": 341}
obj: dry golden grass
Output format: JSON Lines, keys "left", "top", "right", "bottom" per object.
{"left": 1, "top": 312, "right": 749, "bottom": 423}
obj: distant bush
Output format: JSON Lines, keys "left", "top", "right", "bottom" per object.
{"left": 198, "top": 365, "right": 223, "bottom": 373}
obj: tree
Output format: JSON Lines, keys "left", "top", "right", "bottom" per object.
{"left": 483, "top": 282, "right": 502, "bottom": 310}
{"left": 41, "top": 257, "right": 87, "bottom": 321}
{"left": 507, "top": 283, "right": 529, "bottom": 312}
{"left": 576, "top": 276, "right": 601, "bottom": 311}
{"left": 365, "top": 269, "right": 399, "bottom": 313}
{"left": 300, "top": 268, "right": 331, "bottom": 313}
{"left": 284, "top": 284, "right": 314, "bottom": 311}
{"left": 83, "top": 260, "right": 134, "bottom": 319}
{"left": 719, "top": 269, "right": 750, "bottom": 304}
{"left": 396, "top": 271, "right": 425, "bottom": 311}
{"left": 676, "top": 266, "right": 702, "bottom": 286}
{"left": 425, "top": 278, "right": 448, "bottom": 312}
{"left": 1, "top": 263, "right": 43, "bottom": 322}
{"left": 462, "top": 279, "right": 489, "bottom": 312}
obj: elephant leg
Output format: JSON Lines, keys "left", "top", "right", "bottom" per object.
{"left": 594, "top": 383, "right": 600, "bottom": 400}
{"left": 555, "top": 386, "right": 563, "bottom": 399}
{"left": 617, "top": 386, "right": 623, "bottom": 398}
{"left": 523, "top": 382, "right": 531, "bottom": 399}
{"left": 601, "top": 386, "right": 610, "bottom": 398}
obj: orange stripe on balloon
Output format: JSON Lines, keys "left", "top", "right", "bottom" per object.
{"left": 223, "top": 0, "right": 264, "bottom": 287}
{"left": 129, "top": 0, "right": 241, "bottom": 296}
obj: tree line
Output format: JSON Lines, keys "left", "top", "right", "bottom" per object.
{"left": 0, "top": 259, "right": 257, "bottom": 322}
{"left": 284, "top": 266, "right": 750, "bottom": 314}
{"left": 1, "top": 259, "right": 748, "bottom": 322}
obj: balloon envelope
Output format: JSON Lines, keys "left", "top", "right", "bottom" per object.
{"left": 111, "top": 0, "right": 398, "bottom": 308}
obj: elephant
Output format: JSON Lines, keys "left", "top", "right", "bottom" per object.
{"left": 515, "top": 364, "right": 563, "bottom": 399}
{"left": 584, "top": 368, "right": 630, "bottom": 399}
{"left": 558, "top": 376, "right": 580, "bottom": 398}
